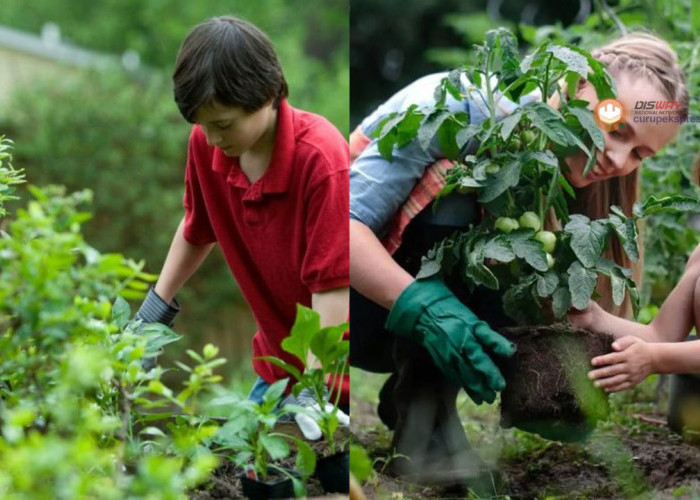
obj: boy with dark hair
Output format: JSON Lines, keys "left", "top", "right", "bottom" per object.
{"left": 135, "top": 16, "right": 350, "bottom": 440}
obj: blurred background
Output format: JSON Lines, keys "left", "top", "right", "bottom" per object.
{"left": 0, "top": 0, "right": 348, "bottom": 389}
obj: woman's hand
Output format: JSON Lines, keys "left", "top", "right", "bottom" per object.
{"left": 588, "top": 336, "right": 656, "bottom": 392}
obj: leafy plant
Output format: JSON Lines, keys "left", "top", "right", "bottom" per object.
{"left": 373, "top": 28, "right": 697, "bottom": 325}
{"left": 262, "top": 305, "right": 350, "bottom": 455}
{"left": 211, "top": 379, "right": 316, "bottom": 496}
{"left": 0, "top": 139, "right": 222, "bottom": 498}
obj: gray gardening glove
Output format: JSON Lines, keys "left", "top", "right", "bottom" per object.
{"left": 282, "top": 388, "right": 350, "bottom": 441}
{"left": 134, "top": 287, "right": 180, "bottom": 370}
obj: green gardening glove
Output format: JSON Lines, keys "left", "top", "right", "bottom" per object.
{"left": 386, "top": 278, "right": 515, "bottom": 404}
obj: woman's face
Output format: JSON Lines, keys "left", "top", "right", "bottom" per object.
{"left": 562, "top": 75, "right": 681, "bottom": 188}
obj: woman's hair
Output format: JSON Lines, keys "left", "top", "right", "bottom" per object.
{"left": 548, "top": 32, "right": 687, "bottom": 318}
{"left": 172, "top": 16, "right": 289, "bottom": 123}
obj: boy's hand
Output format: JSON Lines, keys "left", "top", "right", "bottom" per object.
{"left": 385, "top": 278, "right": 515, "bottom": 405}
{"left": 133, "top": 287, "right": 180, "bottom": 369}
{"left": 282, "top": 388, "right": 350, "bottom": 441}
{"left": 588, "top": 336, "right": 655, "bottom": 392}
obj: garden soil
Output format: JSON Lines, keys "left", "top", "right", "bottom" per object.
{"left": 498, "top": 325, "right": 614, "bottom": 441}
{"left": 352, "top": 403, "right": 700, "bottom": 499}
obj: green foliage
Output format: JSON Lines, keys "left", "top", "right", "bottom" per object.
{"left": 211, "top": 379, "right": 315, "bottom": 495}
{"left": 0, "top": 137, "right": 25, "bottom": 218}
{"left": 376, "top": 28, "right": 698, "bottom": 325}
{"left": 262, "top": 305, "right": 349, "bottom": 455}
{"left": 0, "top": 141, "right": 226, "bottom": 498}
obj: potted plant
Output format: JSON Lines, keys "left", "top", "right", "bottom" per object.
{"left": 262, "top": 305, "right": 350, "bottom": 493}
{"left": 373, "top": 28, "right": 696, "bottom": 441}
{"left": 210, "top": 378, "right": 316, "bottom": 499}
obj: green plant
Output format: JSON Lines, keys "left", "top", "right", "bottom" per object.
{"left": 0, "top": 139, "right": 222, "bottom": 498}
{"left": 374, "top": 28, "right": 697, "bottom": 325}
{"left": 211, "top": 379, "right": 315, "bottom": 496}
{"left": 262, "top": 305, "right": 349, "bottom": 455}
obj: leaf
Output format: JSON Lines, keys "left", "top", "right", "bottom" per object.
{"left": 280, "top": 305, "right": 320, "bottom": 365}
{"left": 310, "top": 325, "right": 348, "bottom": 368}
{"left": 536, "top": 272, "right": 559, "bottom": 297}
{"left": 610, "top": 267, "right": 627, "bottom": 306}
{"left": 262, "top": 378, "right": 289, "bottom": 406}
{"left": 568, "top": 107, "right": 604, "bottom": 151}
{"left": 633, "top": 195, "right": 700, "bottom": 218}
{"left": 607, "top": 214, "right": 639, "bottom": 262}
{"left": 564, "top": 215, "right": 609, "bottom": 268}
{"left": 418, "top": 110, "right": 450, "bottom": 151}
{"left": 567, "top": 261, "right": 597, "bottom": 310}
{"left": 416, "top": 258, "right": 441, "bottom": 279}
{"left": 350, "top": 444, "right": 374, "bottom": 482}
{"left": 524, "top": 103, "right": 588, "bottom": 152}
{"left": 483, "top": 235, "right": 515, "bottom": 263}
{"left": 552, "top": 284, "right": 572, "bottom": 318}
{"left": 260, "top": 432, "right": 289, "bottom": 461}
{"left": 437, "top": 117, "right": 462, "bottom": 160}
{"left": 112, "top": 296, "right": 131, "bottom": 329}
{"left": 508, "top": 229, "right": 549, "bottom": 272}
{"left": 499, "top": 109, "right": 523, "bottom": 141}
{"left": 293, "top": 439, "right": 317, "bottom": 478}
{"left": 256, "top": 356, "right": 302, "bottom": 381}
{"left": 547, "top": 45, "right": 588, "bottom": 79}
{"left": 464, "top": 238, "right": 499, "bottom": 290}
{"left": 478, "top": 159, "right": 521, "bottom": 203}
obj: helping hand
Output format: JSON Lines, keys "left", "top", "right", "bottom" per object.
{"left": 282, "top": 388, "right": 350, "bottom": 441}
{"left": 386, "top": 278, "right": 516, "bottom": 405}
{"left": 589, "top": 336, "right": 654, "bottom": 393}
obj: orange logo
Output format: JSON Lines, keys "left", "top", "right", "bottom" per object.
{"left": 594, "top": 98, "right": 626, "bottom": 131}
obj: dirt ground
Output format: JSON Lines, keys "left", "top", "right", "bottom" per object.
{"left": 352, "top": 399, "right": 700, "bottom": 499}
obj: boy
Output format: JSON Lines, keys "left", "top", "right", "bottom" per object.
{"left": 135, "top": 16, "right": 349, "bottom": 439}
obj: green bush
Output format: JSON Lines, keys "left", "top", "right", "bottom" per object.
{"left": 0, "top": 138, "right": 224, "bottom": 498}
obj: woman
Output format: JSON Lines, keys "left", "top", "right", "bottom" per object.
{"left": 349, "top": 32, "right": 687, "bottom": 485}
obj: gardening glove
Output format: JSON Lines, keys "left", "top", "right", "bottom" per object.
{"left": 385, "top": 278, "right": 515, "bottom": 405}
{"left": 133, "top": 287, "right": 180, "bottom": 370}
{"left": 282, "top": 388, "right": 350, "bottom": 441}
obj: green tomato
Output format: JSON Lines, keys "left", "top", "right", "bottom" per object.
{"left": 546, "top": 253, "right": 555, "bottom": 270}
{"left": 534, "top": 230, "right": 557, "bottom": 253}
{"left": 519, "top": 211, "right": 541, "bottom": 232}
{"left": 507, "top": 137, "right": 523, "bottom": 152}
{"left": 520, "top": 129, "right": 537, "bottom": 146}
{"left": 486, "top": 164, "right": 501, "bottom": 174}
{"left": 495, "top": 217, "right": 519, "bottom": 233}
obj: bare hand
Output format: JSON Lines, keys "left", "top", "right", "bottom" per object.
{"left": 567, "top": 300, "right": 599, "bottom": 331}
{"left": 588, "top": 336, "right": 654, "bottom": 392}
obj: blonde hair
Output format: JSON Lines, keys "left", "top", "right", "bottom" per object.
{"left": 548, "top": 32, "right": 687, "bottom": 318}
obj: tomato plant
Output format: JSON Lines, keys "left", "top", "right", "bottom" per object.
{"left": 374, "top": 29, "right": 697, "bottom": 325}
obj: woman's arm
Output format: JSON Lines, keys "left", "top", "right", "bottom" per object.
{"left": 154, "top": 216, "right": 215, "bottom": 303}
{"left": 349, "top": 219, "right": 413, "bottom": 309}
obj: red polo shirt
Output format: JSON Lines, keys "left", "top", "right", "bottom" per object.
{"left": 182, "top": 100, "right": 349, "bottom": 400}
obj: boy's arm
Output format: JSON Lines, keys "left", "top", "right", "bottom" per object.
{"left": 311, "top": 286, "right": 349, "bottom": 328}
{"left": 589, "top": 337, "right": 700, "bottom": 392}
{"left": 568, "top": 301, "right": 664, "bottom": 341}
{"left": 571, "top": 243, "right": 700, "bottom": 342}
{"left": 154, "top": 216, "right": 215, "bottom": 303}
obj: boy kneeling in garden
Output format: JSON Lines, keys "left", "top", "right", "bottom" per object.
{"left": 134, "top": 16, "right": 350, "bottom": 439}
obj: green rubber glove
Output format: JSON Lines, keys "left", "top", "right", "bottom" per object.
{"left": 386, "top": 278, "right": 515, "bottom": 404}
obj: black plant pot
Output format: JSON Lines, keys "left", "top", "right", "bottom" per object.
{"left": 315, "top": 450, "right": 349, "bottom": 494}
{"left": 668, "top": 373, "right": 700, "bottom": 435}
{"left": 238, "top": 468, "right": 296, "bottom": 500}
